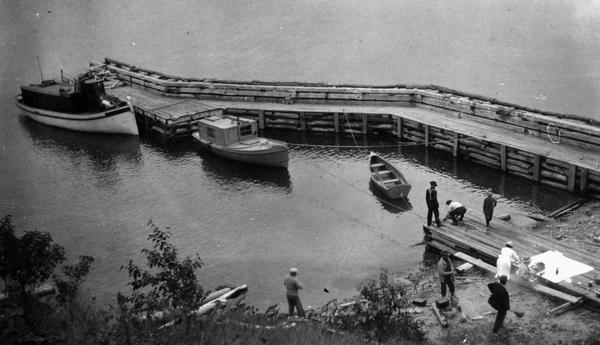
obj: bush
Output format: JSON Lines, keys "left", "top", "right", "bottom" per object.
{"left": 0, "top": 214, "right": 94, "bottom": 340}
{"left": 323, "top": 269, "right": 426, "bottom": 343}
{"left": 118, "top": 220, "right": 205, "bottom": 343}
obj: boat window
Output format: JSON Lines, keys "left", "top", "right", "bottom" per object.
{"left": 240, "top": 124, "right": 252, "bottom": 136}
{"left": 207, "top": 127, "right": 215, "bottom": 138}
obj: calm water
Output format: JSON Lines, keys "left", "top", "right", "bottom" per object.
{"left": 0, "top": 0, "right": 596, "bottom": 309}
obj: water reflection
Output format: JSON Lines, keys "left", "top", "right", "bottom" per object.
{"left": 22, "top": 118, "right": 142, "bottom": 169}
{"left": 368, "top": 180, "right": 413, "bottom": 214}
{"left": 392, "top": 145, "right": 579, "bottom": 212}
{"left": 197, "top": 148, "right": 292, "bottom": 191}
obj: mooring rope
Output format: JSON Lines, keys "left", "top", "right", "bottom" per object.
{"left": 342, "top": 111, "right": 361, "bottom": 149}
{"left": 287, "top": 137, "right": 468, "bottom": 149}
{"left": 305, "top": 158, "right": 428, "bottom": 233}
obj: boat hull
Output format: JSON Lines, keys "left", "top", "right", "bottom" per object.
{"left": 370, "top": 178, "right": 412, "bottom": 199}
{"left": 192, "top": 132, "right": 289, "bottom": 168}
{"left": 369, "top": 153, "right": 411, "bottom": 199}
{"left": 15, "top": 97, "right": 139, "bottom": 135}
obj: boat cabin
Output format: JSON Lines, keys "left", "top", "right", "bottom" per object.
{"left": 20, "top": 73, "right": 125, "bottom": 113}
{"left": 197, "top": 115, "right": 258, "bottom": 146}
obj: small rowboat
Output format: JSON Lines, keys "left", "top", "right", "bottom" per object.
{"left": 369, "top": 152, "right": 411, "bottom": 199}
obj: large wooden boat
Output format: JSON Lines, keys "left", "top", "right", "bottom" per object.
{"left": 15, "top": 71, "right": 138, "bottom": 135}
{"left": 192, "top": 115, "right": 289, "bottom": 168}
{"left": 369, "top": 152, "right": 411, "bottom": 199}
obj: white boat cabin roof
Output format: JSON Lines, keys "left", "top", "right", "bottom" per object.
{"left": 199, "top": 115, "right": 254, "bottom": 130}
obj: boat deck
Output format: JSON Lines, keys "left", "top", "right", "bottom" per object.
{"left": 423, "top": 216, "right": 600, "bottom": 305}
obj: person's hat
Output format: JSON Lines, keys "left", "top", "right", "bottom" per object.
{"left": 289, "top": 267, "right": 298, "bottom": 274}
{"left": 506, "top": 241, "right": 513, "bottom": 248}
{"left": 446, "top": 200, "right": 452, "bottom": 205}
{"left": 430, "top": 181, "right": 437, "bottom": 187}
{"left": 499, "top": 275, "right": 508, "bottom": 284}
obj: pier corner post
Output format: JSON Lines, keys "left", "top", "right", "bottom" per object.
{"left": 424, "top": 125, "right": 430, "bottom": 147}
{"left": 362, "top": 114, "right": 368, "bottom": 135}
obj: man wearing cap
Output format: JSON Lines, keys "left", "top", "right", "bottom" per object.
{"left": 500, "top": 241, "right": 521, "bottom": 264}
{"left": 437, "top": 251, "right": 455, "bottom": 298}
{"left": 443, "top": 200, "right": 467, "bottom": 225}
{"left": 426, "top": 181, "right": 442, "bottom": 227}
{"left": 487, "top": 275, "right": 510, "bottom": 334}
{"left": 483, "top": 191, "right": 497, "bottom": 227}
{"left": 284, "top": 267, "right": 305, "bottom": 317}
{"left": 496, "top": 242, "right": 520, "bottom": 280}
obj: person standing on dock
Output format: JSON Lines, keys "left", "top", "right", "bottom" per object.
{"left": 500, "top": 241, "right": 521, "bottom": 264}
{"left": 443, "top": 200, "right": 467, "bottom": 225}
{"left": 487, "top": 275, "right": 510, "bottom": 334}
{"left": 437, "top": 251, "right": 455, "bottom": 298}
{"left": 426, "top": 181, "right": 442, "bottom": 227}
{"left": 495, "top": 242, "right": 521, "bottom": 281}
{"left": 483, "top": 191, "right": 497, "bottom": 227}
{"left": 284, "top": 267, "right": 305, "bottom": 317}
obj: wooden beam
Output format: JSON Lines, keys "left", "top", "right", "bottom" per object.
{"left": 500, "top": 145, "right": 507, "bottom": 171}
{"left": 362, "top": 113, "right": 368, "bottom": 135}
{"left": 580, "top": 168, "right": 588, "bottom": 193}
{"left": 452, "top": 132, "right": 459, "bottom": 157}
{"left": 452, "top": 252, "right": 497, "bottom": 273}
{"left": 258, "top": 110, "right": 265, "bottom": 129}
{"left": 397, "top": 117, "right": 403, "bottom": 139}
{"left": 532, "top": 284, "right": 582, "bottom": 304}
{"left": 333, "top": 113, "right": 340, "bottom": 132}
{"left": 425, "top": 125, "right": 430, "bottom": 147}
{"left": 299, "top": 112, "right": 306, "bottom": 131}
{"left": 567, "top": 165, "right": 577, "bottom": 192}
{"left": 533, "top": 155, "right": 541, "bottom": 181}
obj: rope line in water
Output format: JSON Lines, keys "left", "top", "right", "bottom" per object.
{"left": 342, "top": 111, "right": 361, "bottom": 149}
{"left": 287, "top": 137, "right": 469, "bottom": 149}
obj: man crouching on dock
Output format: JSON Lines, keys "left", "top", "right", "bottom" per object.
{"left": 443, "top": 200, "right": 467, "bottom": 225}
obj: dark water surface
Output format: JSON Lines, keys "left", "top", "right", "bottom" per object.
{"left": 0, "top": 0, "right": 594, "bottom": 309}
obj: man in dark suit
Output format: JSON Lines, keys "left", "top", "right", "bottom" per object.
{"left": 426, "top": 181, "right": 442, "bottom": 227}
{"left": 487, "top": 275, "right": 510, "bottom": 333}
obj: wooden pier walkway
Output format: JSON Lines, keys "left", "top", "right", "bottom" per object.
{"left": 200, "top": 98, "right": 600, "bottom": 174}
{"left": 98, "top": 58, "right": 600, "bottom": 197}
{"left": 423, "top": 217, "right": 600, "bottom": 306}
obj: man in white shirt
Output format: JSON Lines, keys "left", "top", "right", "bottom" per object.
{"left": 500, "top": 241, "right": 521, "bottom": 264}
{"left": 443, "top": 200, "right": 467, "bottom": 225}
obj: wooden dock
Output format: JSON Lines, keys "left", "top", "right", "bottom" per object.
{"left": 106, "top": 85, "right": 222, "bottom": 139}
{"left": 423, "top": 217, "right": 600, "bottom": 306}
{"left": 94, "top": 58, "right": 600, "bottom": 197}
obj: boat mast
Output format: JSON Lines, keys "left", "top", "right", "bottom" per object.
{"left": 36, "top": 57, "right": 45, "bottom": 82}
